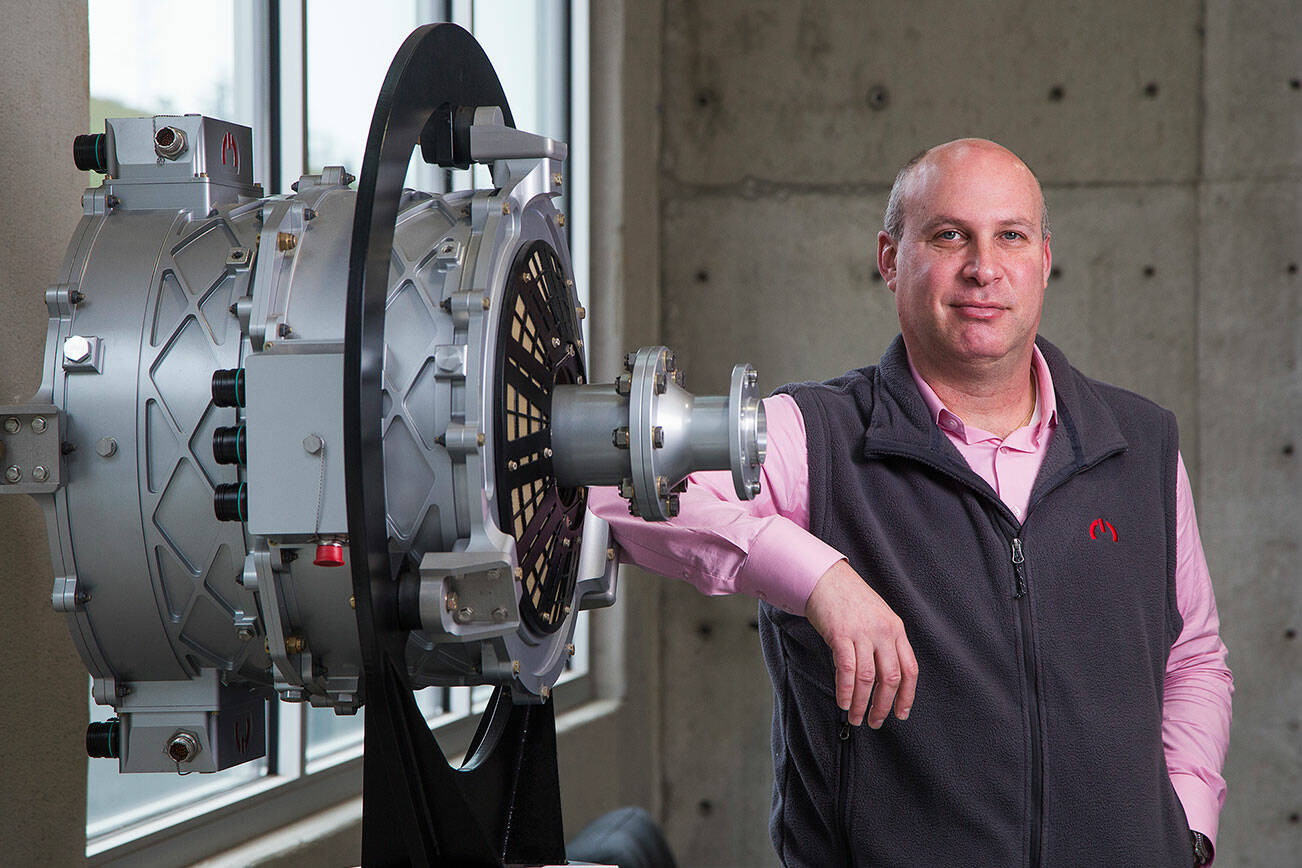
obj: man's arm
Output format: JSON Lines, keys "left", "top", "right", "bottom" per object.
{"left": 1165, "top": 453, "right": 1233, "bottom": 857}
{"left": 587, "top": 393, "right": 918, "bottom": 727}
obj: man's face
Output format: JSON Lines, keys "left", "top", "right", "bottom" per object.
{"left": 877, "top": 142, "right": 1051, "bottom": 377}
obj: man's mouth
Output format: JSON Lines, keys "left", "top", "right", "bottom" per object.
{"left": 950, "top": 301, "right": 1007, "bottom": 319}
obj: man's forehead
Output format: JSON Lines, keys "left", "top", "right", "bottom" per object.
{"left": 902, "top": 140, "right": 1044, "bottom": 224}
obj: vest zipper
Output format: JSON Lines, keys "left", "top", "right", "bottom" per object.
{"left": 837, "top": 712, "right": 854, "bottom": 864}
{"left": 1011, "top": 536, "right": 1043, "bottom": 867}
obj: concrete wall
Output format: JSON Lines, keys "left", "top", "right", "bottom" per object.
{"left": 0, "top": 1, "right": 91, "bottom": 865}
{"left": 647, "top": 1, "right": 1300, "bottom": 865}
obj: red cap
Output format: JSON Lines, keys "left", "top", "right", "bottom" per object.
{"left": 313, "top": 541, "right": 345, "bottom": 567}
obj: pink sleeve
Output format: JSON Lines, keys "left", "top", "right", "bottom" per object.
{"left": 586, "top": 393, "right": 845, "bottom": 615}
{"left": 1164, "top": 452, "right": 1233, "bottom": 852}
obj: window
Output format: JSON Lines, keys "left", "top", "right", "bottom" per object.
{"left": 85, "top": 1, "right": 590, "bottom": 862}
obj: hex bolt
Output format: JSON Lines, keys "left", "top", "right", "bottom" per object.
{"left": 508, "top": 459, "right": 519, "bottom": 470}
{"left": 284, "top": 636, "right": 305, "bottom": 655}
{"left": 3, "top": 417, "right": 20, "bottom": 434}
{"left": 4, "top": 466, "right": 21, "bottom": 483}
{"left": 652, "top": 426, "right": 665, "bottom": 448}
{"left": 612, "top": 427, "right": 630, "bottom": 449}
{"left": 457, "top": 606, "right": 474, "bottom": 622}
{"left": 31, "top": 466, "right": 48, "bottom": 483}
{"left": 618, "top": 478, "right": 635, "bottom": 499}
{"left": 615, "top": 374, "right": 632, "bottom": 396}
{"left": 491, "top": 607, "right": 508, "bottom": 622}
{"left": 746, "top": 369, "right": 759, "bottom": 386}
{"left": 276, "top": 232, "right": 298, "bottom": 251}
{"left": 512, "top": 660, "right": 521, "bottom": 674}
{"left": 96, "top": 437, "right": 118, "bottom": 458}
{"left": 235, "top": 625, "right": 256, "bottom": 641}
{"left": 667, "top": 494, "right": 681, "bottom": 517}
{"left": 302, "top": 434, "right": 324, "bottom": 455}
{"left": 31, "top": 417, "right": 47, "bottom": 434}
{"left": 64, "top": 335, "right": 92, "bottom": 364}
{"left": 654, "top": 372, "right": 667, "bottom": 394}
{"left": 749, "top": 482, "right": 762, "bottom": 497}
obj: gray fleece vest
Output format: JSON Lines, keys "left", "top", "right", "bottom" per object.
{"left": 761, "top": 336, "right": 1189, "bottom": 868}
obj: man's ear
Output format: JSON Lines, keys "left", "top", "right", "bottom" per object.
{"left": 1042, "top": 233, "right": 1052, "bottom": 289}
{"left": 877, "top": 231, "right": 899, "bottom": 291}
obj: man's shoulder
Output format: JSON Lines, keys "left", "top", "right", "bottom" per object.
{"left": 1042, "top": 339, "right": 1178, "bottom": 440}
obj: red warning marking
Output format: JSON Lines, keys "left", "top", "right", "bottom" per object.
{"left": 221, "top": 132, "right": 239, "bottom": 171}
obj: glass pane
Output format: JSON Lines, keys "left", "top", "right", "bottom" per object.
{"left": 304, "top": 703, "right": 366, "bottom": 763}
{"left": 89, "top": 0, "right": 256, "bottom": 129}
{"left": 85, "top": 686, "right": 268, "bottom": 840}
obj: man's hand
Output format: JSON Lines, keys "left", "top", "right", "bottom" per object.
{"left": 805, "top": 559, "right": 918, "bottom": 728}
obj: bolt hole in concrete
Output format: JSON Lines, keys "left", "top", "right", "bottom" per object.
{"left": 1291, "top": 78, "right": 1300, "bottom": 90}
{"left": 1286, "top": 628, "right": 1297, "bottom": 640}
{"left": 1142, "top": 265, "right": 1156, "bottom": 278}
{"left": 1284, "top": 444, "right": 1295, "bottom": 456}
{"left": 1143, "top": 82, "right": 1159, "bottom": 98}
{"left": 1287, "top": 262, "right": 1297, "bottom": 275}
{"left": 1050, "top": 266, "right": 1062, "bottom": 279}
{"left": 697, "top": 622, "right": 713, "bottom": 639}
{"left": 697, "top": 800, "right": 713, "bottom": 816}
{"left": 1290, "top": 813, "right": 1300, "bottom": 824}
{"left": 695, "top": 269, "right": 709, "bottom": 283}
{"left": 695, "top": 89, "right": 715, "bottom": 108}
{"left": 866, "top": 85, "right": 889, "bottom": 110}
{"left": 1048, "top": 84, "right": 1065, "bottom": 101}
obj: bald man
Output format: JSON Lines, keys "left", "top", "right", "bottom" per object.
{"left": 590, "top": 140, "right": 1231, "bottom": 867}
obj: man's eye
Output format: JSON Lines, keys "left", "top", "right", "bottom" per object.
{"left": 1002, "top": 231, "right": 1025, "bottom": 241}
{"left": 936, "top": 230, "right": 961, "bottom": 241}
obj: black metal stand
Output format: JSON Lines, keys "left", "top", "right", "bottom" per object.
{"left": 343, "top": 24, "right": 566, "bottom": 867}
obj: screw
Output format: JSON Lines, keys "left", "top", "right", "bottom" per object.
{"left": 457, "top": 606, "right": 474, "bottom": 622}
{"left": 749, "top": 482, "right": 762, "bottom": 497}
{"left": 4, "top": 466, "right": 21, "bottom": 483}
{"left": 501, "top": 202, "right": 511, "bottom": 215}
{"left": 96, "top": 437, "right": 117, "bottom": 457}
{"left": 512, "top": 660, "right": 521, "bottom": 675}
{"left": 3, "top": 417, "right": 19, "bottom": 434}
{"left": 349, "top": 595, "right": 356, "bottom": 609}
{"left": 540, "top": 685, "right": 551, "bottom": 699}
{"left": 284, "top": 636, "right": 305, "bottom": 654}
{"left": 551, "top": 335, "right": 561, "bottom": 348}
{"left": 31, "top": 417, "right": 47, "bottom": 434}
{"left": 31, "top": 466, "right": 48, "bottom": 482}
{"left": 302, "top": 434, "right": 324, "bottom": 455}
{"left": 543, "top": 446, "right": 553, "bottom": 458}
{"left": 566, "top": 643, "right": 576, "bottom": 657}
{"left": 64, "top": 335, "right": 92, "bottom": 364}
{"left": 277, "top": 232, "right": 297, "bottom": 251}
{"left": 236, "top": 625, "right": 255, "bottom": 641}
{"left": 606, "top": 547, "right": 616, "bottom": 561}
{"left": 619, "top": 478, "right": 634, "bottom": 499}
{"left": 508, "top": 459, "right": 519, "bottom": 470}
{"left": 492, "top": 606, "right": 508, "bottom": 622}
{"left": 576, "top": 306, "right": 586, "bottom": 320}
{"left": 552, "top": 172, "right": 563, "bottom": 187}
{"left": 612, "top": 427, "right": 630, "bottom": 449}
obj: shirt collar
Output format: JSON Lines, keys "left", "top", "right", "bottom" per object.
{"left": 906, "top": 345, "right": 1059, "bottom": 446}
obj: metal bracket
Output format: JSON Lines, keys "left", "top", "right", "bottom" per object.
{"left": 0, "top": 405, "right": 63, "bottom": 494}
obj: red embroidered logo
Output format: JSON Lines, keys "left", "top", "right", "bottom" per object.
{"left": 1089, "top": 518, "right": 1117, "bottom": 542}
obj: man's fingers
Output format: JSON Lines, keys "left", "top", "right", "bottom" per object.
{"left": 867, "top": 647, "right": 901, "bottom": 728}
{"left": 831, "top": 638, "right": 857, "bottom": 713}
{"left": 849, "top": 642, "right": 876, "bottom": 727}
{"left": 894, "top": 634, "right": 920, "bottom": 721}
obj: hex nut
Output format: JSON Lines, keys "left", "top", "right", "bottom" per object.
{"left": 31, "top": 466, "right": 48, "bottom": 483}
{"left": 235, "top": 625, "right": 256, "bottom": 641}
{"left": 31, "top": 417, "right": 47, "bottom": 434}
{"left": 96, "top": 437, "right": 118, "bottom": 458}
{"left": 4, "top": 466, "right": 21, "bottom": 483}
{"left": 302, "top": 434, "right": 324, "bottom": 455}
{"left": 3, "top": 417, "right": 19, "bottom": 434}
{"left": 64, "top": 335, "right": 92, "bottom": 364}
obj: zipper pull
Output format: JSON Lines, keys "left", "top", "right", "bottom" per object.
{"left": 839, "top": 709, "right": 851, "bottom": 741}
{"left": 1011, "top": 538, "right": 1027, "bottom": 598}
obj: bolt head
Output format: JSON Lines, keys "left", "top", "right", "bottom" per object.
{"left": 456, "top": 606, "right": 474, "bottom": 622}
{"left": 236, "top": 625, "right": 255, "bottom": 641}
{"left": 3, "top": 417, "right": 20, "bottom": 434}
{"left": 492, "top": 606, "right": 508, "bottom": 622}
{"left": 4, "top": 466, "right": 21, "bottom": 483}
{"left": 31, "top": 465, "right": 48, "bottom": 483}
{"left": 64, "top": 335, "right": 92, "bottom": 364}
{"left": 302, "top": 434, "right": 324, "bottom": 455}
{"left": 96, "top": 437, "right": 117, "bottom": 457}
{"left": 31, "top": 417, "right": 47, "bottom": 434}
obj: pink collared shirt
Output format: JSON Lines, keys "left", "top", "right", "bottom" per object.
{"left": 587, "top": 348, "right": 1232, "bottom": 848}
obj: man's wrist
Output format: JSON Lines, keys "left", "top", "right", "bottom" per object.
{"left": 1190, "top": 829, "right": 1213, "bottom": 865}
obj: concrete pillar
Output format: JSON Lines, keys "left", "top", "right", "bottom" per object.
{"left": 0, "top": 1, "right": 91, "bottom": 865}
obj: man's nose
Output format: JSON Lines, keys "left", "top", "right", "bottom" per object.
{"left": 961, "top": 241, "right": 1000, "bottom": 285}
